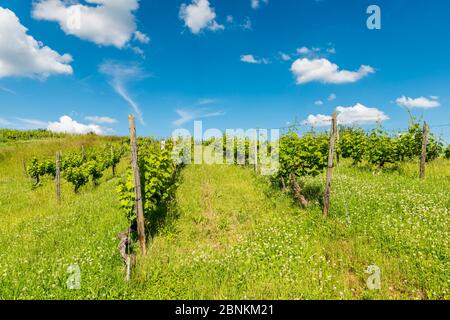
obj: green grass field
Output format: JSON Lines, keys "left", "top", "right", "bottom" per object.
{"left": 0, "top": 137, "right": 448, "bottom": 299}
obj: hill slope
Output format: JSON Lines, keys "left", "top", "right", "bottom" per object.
{"left": 133, "top": 162, "right": 449, "bottom": 299}
{"left": 0, "top": 138, "right": 448, "bottom": 299}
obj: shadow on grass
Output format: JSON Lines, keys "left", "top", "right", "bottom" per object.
{"left": 269, "top": 175, "right": 324, "bottom": 208}
{"left": 145, "top": 166, "right": 184, "bottom": 240}
{"left": 300, "top": 180, "right": 324, "bottom": 206}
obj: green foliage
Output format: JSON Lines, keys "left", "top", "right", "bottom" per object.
{"left": 445, "top": 145, "right": 450, "bottom": 159}
{"left": 61, "top": 152, "right": 85, "bottom": 171}
{"left": 28, "top": 144, "right": 124, "bottom": 192}
{"left": 27, "top": 157, "right": 56, "bottom": 185}
{"left": 395, "top": 119, "right": 443, "bottom": 162}
{"left": 338, "top": 127, "right": 367, "bottom": 164}
{"left": 117, "top": 143, "right": 178, "bottom": 228}
{"left": 365, "top": 128, "right": 398, "bottom": 168}
{"left": 0, "top": 128, "right": 69, "bottom": 142}
{"left": 84, "top": 160, "right": 103, "bottom": 185}
{"left": 63, "top": 166, "right": 90, "bottom": 193}
{"left": 277, "top": 131, "right": 329, "bottom": 180}
{"left": 1, "top": 135, "right": 449, "bottom": 299}
{"left": 141, "top": 149, "right": 178, "bottom": 213}
{"left": 337, "top": 117, "right": 444, "bottom": 168}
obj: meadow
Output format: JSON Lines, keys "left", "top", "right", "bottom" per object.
{"left": 0, "top": 135, "right": 448, "bottom": 299}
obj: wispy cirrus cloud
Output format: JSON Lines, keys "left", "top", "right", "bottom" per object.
{"left": 14, "top": 117, "right": 48, "bottom": 128}
{"left": 99, "top": 61, "right": 146, "bottom": 125}
{"left": 173, "top": 108, "right": 225, "bottom": 126}
{"left": 197, "top": 98, "right": 218, "bottom": 105}
{"left": 0, "top": 85, "right": 16, "bottom": 95}
{"left": 85, "top": 116, "right": 117, "bottom": 124}
{"left": 0, "top": 117, "right": 12, "bottom": 126}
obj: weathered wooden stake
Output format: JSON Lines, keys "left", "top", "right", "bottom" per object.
{"left": 291, "top": 173, "right": 309, "bottom": 208}
{"left": 110, "top": 144, "right": 116, "bottom": 176}
{"left": 22, "top": 159, "right": 28, "bottom": 177}
{"left": 128, "top": 114, "right": 147, "bottom": 256}
{"left": 419, "top": 121, "right": 429, "bottom": 179}
{"left": 335, "top": 125, "right": 340, "bottom": 165}
{"left": 56, "top": 151, "right": 61, "bottom": 204}
{"left": 323, "top": 112, "right": 337, "bottom": 217}
{"left": 254, "top": 130, "right": 258, "bottom": 173}
{"left": 281, "top": 176, "right": 287, "bottom": 191}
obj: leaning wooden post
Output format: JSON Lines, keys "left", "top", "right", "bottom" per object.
{"left": 128, "top": 114, "right": 147, "bottom": 256}
{"left": 323, "top": 112, "right": 337, "bottom": 217}
{"left": 419, "top": 121, "right": 429, "bottom": 179}
{"left": 56, "top": 151, "right": 61, "bottom": 204}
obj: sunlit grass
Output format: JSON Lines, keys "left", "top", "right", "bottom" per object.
{"left": 0, "top": 138, "right": 448, "bottom": 299}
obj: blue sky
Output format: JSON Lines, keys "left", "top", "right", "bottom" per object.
{"left": 0, "top": 0, "right": 449, "bottom": 141}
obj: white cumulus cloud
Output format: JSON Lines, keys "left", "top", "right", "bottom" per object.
{"left": 303, "top": 114, "right": 332, "bottom": 127}
{"left": 240, "top": 54, "right": 269, "bottom": 64}
{"left": 179, "top": 0, "right": 224, "bottom": 34}
{"left": 291, "top": 58, "right": 374, "bottom": 84}
{"left": 32, "top": 0, "right": 147, "bottom": 48}
{"left": 395, "top": 96, "right": 440, "bottom": 109}
{"left": 297, "top": 47, "right": 311, "bottom": 55}
{"left": 0, "top": 7, "right": 73, "bottom": 79}
{"left": 47, "top": 115, "right": 109, "bottom": 135}
{"left": 251, "top": 0, "right": 269, "bottom": 9}
{"left": 304, "top": 103, "right": 388, "bottom": 127}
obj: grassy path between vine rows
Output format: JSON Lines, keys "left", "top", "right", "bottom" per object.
{"left": 132, "top": 162, "right": 449, "bottom": 299}
{"left": 0, "top": 138, "right": 449, "bottom": 299}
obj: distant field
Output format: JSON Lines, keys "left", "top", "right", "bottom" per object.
{"left": 0, "top": 136, "right": 448, "bottom": 299}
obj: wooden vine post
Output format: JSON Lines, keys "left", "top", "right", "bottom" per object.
{"left": 56, "top": 151, "right": 61, "bottom": 204}
{"left": 254, "top": 129, "right": 258, "bottom": 173}
{"left": 323, "top": 112, "right": 337, "bottom": 218}
{"left": 110, "top": 144, "right": 115, "bottom": 176}
{"left": 419, "top": 121, "right": 429, "bottom": 179}
{"left": 22, "top": 159, "right": 28, "bottom": 177}
{"left": 128, "top": 114, "right": 147, "bottom": 256}
{"left": 335, "top": 125, "right": 340, "bottom": 165}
